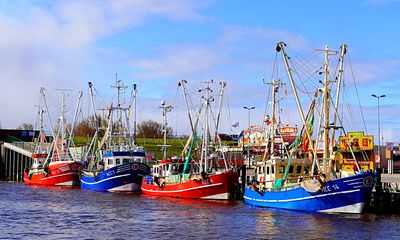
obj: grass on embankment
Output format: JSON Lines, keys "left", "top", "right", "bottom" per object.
{"left": 73, "top": 136, "right": 237, "bottom": 159}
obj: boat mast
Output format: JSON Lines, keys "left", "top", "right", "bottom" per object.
{"left": 178, "top": 80, "right": 195, "bottom": 133}
{"left": 318, "top": 45, "right": 337, "bottom": 175}
{"left": 55, "top": 89, "right": 72, "bottom": 160}
{"left": 133, "top": 84, "right": 137, "bottom": 143}
{"left": 201, "top": 80, "right": 213, "bottom": 172}
{"left": 159, "top": 101, "right": 173, "bottom": 160}
{"left": 269, "top": 79, "right": 281, "bottom": 155}
{"left": 215, "top": 81, "right": 229, "bottom": 170}
{"left": 331, "top": 44, "right": 347, "bottom": 149}
{"left": 111, "top": 74, "right": 128, "bottom": 146}
{"left": 276, "top": 42, "right": 315, "bottom": 160}
{"left": 67, "top": 91, "right": 83, "bottom": 154}
{"left": 86, "top": 82, "right": 99, "bottom": 158}
{"left": 215, "top": 81, "right": 226, "bottom": 139}
{"left": 323, "top": 46, "right": 330, "bottom": 175}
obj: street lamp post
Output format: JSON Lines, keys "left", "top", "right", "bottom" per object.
{"left": 371, "top": 94, "right": 385, "bottom": 169}
{"left": 243, "top": 106, "right": 255, "bottom": 167}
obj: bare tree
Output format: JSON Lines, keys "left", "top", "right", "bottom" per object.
{"left": 137, "top": 120, "right": 173, "bottom": 138}
{"left": 74, "top": 120, "right": 96, "bottom": 137}
{"left": 17, "top": 123, "right": 34, "bottom": 130}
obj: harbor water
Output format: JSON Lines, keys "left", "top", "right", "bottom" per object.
{"left": 1, "top": 182, "right": 400, "bottom": 240}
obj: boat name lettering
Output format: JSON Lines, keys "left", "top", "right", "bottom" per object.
{"left": 321, "top": 184, "right": 339, "bottom": 193}
{"left": 106, "top": 171, "right": 115, "bottom": 177}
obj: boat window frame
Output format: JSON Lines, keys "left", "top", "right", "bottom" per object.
{"left": 296, "top": 165, "right": 302, "bottom": 174}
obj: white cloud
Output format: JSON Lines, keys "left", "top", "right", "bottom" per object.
{"left": 132, "top": 45, "right": 221, "bottom": 79}
{"left": 0, "top": 0, "right": 207, "bottom": 128}
{"left": 348, "top": 59, "right": 400, "bottom": 84}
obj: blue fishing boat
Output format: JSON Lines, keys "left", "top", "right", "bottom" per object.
{"left": 243, "top": 42, "right": 376, "bottom": 213}
{"left": 244, "top": 171, "right": 375, "bottom": 213}
{"left": 81, "top": 151, "right": 149, "bottom": 192}
{"left": 80, "top": 79, "right": 150, "bottom": 192}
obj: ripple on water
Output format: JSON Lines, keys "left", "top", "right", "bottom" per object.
{"left": 1, "top": 182, "right": 400, "bottom": 239}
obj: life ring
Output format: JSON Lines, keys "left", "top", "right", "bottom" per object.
{"left": 71, "top": 164, "right": 78, "bottom": 171}
{"left": 132, "top": 163, "right": 139, "bottom": 171}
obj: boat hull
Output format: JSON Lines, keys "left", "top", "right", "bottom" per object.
{"left": 141, "top": 170, "right": 238, "bottom": 200}
{"left": 80, "top": 162, "right": 150, "bottom": 192}
{"left": 243, "top": 172, "right": 376, "bottom": 213}
{"left": 23, "top": 161, "right": 82, "bottom": 186}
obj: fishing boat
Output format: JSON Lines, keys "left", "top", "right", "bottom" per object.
{"left": 24, "top": 88, "right": 83, "bottom": 186}
{"left": 141, "top": 80, "right": 239, "bottom": 200}
{"left": 80, "top": 79, "right": 150, "bottom": 192}
{"left": 243, "top": 42, "right": 376, "bottom": 213}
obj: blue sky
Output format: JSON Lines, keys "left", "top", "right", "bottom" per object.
{"left": 0, "top": 0, "right": 399, "bottom": 142}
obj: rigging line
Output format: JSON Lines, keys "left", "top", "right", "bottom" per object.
{"left": 290, "top": 54, "right": 322, "bottom": 83}
{"left": 262, "top": 52, "right": 279, "bottom": 129}
{"left": 347, "top": 53, "right": 368, "bottom": 134}
{"left": 288, "top": 57, "right": 315, "bottom": 98}
{"left": 284, "top": 49, "right": 322, "bottom": 92}
{"left": 286, "top": 45, "right": 320, "bottom": 70}
{"left": 225, "top": 84, "right": 233, "bottom": 133}
{"left": 341, "top": 77, "right": 357, "bottom": 130}
{"left": 262, "top": 82, "right": 273, "bottom": 130}
{"left": 286, "top": 46, "right": 323, "bottom": 81}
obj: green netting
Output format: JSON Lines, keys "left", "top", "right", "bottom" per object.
{"left": 273, "top": 137, "right": 298, "bottom": 190}
{"left": 273, "top": 178, "right": 284, "bottom": 189}
{"left": 183, "top": 133, "right": 196, "bottom": 174}
{"left": 182, "top": 173, "right": 191, "bottom": 181}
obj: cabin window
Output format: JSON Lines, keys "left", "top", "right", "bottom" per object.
{"left": 289, "top": 166, "right": 294, "bottom": 174}
{"left": 304, "top": 167, "right": 309, "bottom": 175}
{"left": 116, "top": 159, "right": 121, "bottom": 165}
{"left": 108, "top": 159, "right": 114, "bottom": 165}
{"left": 266, "top": 166, "right": 270, "bottom": 175}
{"left": 271, "top": 166, "right": 275, "bottom": 174}
{"left": 166, "top": 165, "right": 170, "bottom": 171}
{"left": 279, "top": 166, "right": 285, "bottom": 173}
{"left": 296, "top": 165, "right": 302, "bottom": 174}
{"left": 123, "top": 158, "right": 129, "bottom": 164}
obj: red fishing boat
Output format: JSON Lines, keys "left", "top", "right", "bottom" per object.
{"left": 142, "top": 159, "right": 238, "bottom": 199}
{"left": 141, "top": 80, "right": 240, "bottom": 200}
{"left": 23, "top": 88, "right": 83, "bottom": 186}
{"left": 23, "top": 157, "right": 82, "bottom": 186}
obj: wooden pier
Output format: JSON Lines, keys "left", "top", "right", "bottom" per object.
{"left": 367, "top": 172, "right": 400, "bottom": 213}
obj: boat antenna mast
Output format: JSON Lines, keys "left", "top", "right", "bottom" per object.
{"left": 159, "top": 100, "right": 173, "bottom": 160}
{"left": 199, "top": 80, "right": 214, "bottom": 172}
{"left": 266, "top": 79, "right": 284, "bottom": 156}
{"left": 111, "top": 74, "right": 128, "bottom": 146}
{"left": 55, "top": 89, "right": 72, "bottom": 161}
{"left": 316, "top": 45, "right": 337, "bottom": 176}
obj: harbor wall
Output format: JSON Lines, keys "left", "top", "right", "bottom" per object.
{"left": 0, "top": 142, "right": 5, "bottom": 180}
{"left": 0, "top": 143, "right": 33, "bottom": 182}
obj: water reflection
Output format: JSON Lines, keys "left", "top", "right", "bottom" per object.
{"left": 1, "top": 182, "right": 400, "bottom": 239}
